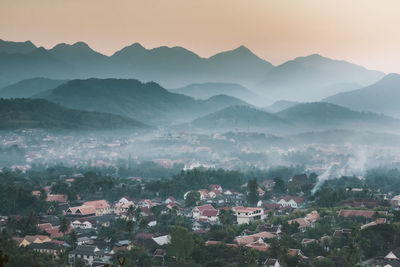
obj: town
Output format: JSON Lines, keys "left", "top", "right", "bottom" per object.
{"left": 1, "top": 164, "right": 400, "bottom": 267}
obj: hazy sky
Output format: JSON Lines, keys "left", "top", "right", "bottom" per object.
{"left": 1, "top": 0, "right": 400, "bottom": 73}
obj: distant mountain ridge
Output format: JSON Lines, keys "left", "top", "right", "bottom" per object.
{"left": 264, "top": 100, "right": 300, "bottom": 113}
{"left": 0, "top": 98, "right": 148, "bottom": 130}
{"left": 170, "top": 82, "right": 268, "bottom": 106}
{"left": 185, "top": 105, "right": 290, "bottom": 133}
{"left": 37, "top": 78, "right": 249, "bottom": 125}
{"left": 0, "top": 39, "right": 384, "bottom": 102}
{"left": 0, "top": 78, "right": 67, "bottom": 98}
{"left": 257, "top": 54, "right": 384, "bottom": 101}
{"left": 0, "top": 39, "right": 274, "bottom": 89}
{"left": 323, "top": 73, "right": 400, "bottom": 118}
{"left": 185, "top": 102, "right": 400, "bottom": 133}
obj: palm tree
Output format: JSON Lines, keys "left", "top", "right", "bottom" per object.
{"left": 125, "top": 220, "right": 134, "bottom": 240}
{"left": 59, "top": 216, "right": 69, "bottom": 235}
{"left": 138, "top": 218, "right": 149, "bottom": 245}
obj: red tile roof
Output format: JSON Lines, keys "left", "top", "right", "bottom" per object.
{"left": 83, "top": 200, "right": 110, "bottom": 209}
{"left": 338, "top": 209, "right": 387, "bottom": 219}
{"left": 195, "top": 204, "right": 216, "bottom": 212}
{"left": 202, "top": 209, "right": 219, "bottom": 217}
{"left": 46, "top": 194, "right": 68, "bottom": 203}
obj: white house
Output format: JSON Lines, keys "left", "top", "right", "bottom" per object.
{"left": 192, "top": 204, "right": 218, "bottom": 222}
{"left": 71, "top": 220, "right": 93, "bottom": 229}
{"left": 275, "top": 196, "right": 305, "bottom": 209}
{"left": 233, "top": 206, "right": 264, "bottom": 224}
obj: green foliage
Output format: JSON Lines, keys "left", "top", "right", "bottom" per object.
{"left": 246, "top": 178, "right": 259, "bottom": 206}
{"left": 167, "top": 226, "right": 194, "bottom": 263}
{"left": 273, "top": 176, "right": 286, "bottom": 194}
{"left": 218, "top": 209, "right": 235, "bottom": 227}
{"left": 185, "top": 191, "right": 200, "bottom": 207}
{"left": 146, "top": 168, "right": 244, "bottom": 198}
{"left": 0, "top": 230, "right": 58, "bottom": 267}
{"left": 0, "top": 98, "right": 146, "bottom": 130}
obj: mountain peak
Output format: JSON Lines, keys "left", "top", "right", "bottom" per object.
{"left": 381, "top": 73, "right": 400, "bottom": 81}
{"left": 52, "top": 41, "right": 91, "bottom": 51}
{"left": 233, "top": 45, "right": 251, "bottom": 53}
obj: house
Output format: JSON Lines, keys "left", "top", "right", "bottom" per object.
{"left": 71, "top": 219, "right": 94, "bottom": 229}
{"left": 275, "top": 196, "right": 305, "bottom": 209}
{"left": 192, "top": 204, "right": 216, "bottom": 219}
{"left": 199, "top": 209, "right": 219, "bottom": 222}
{"left": 233, "top": 206, "right": 264, "bottom": 224}
{"left": 117, "top": 196, "right": 132, "bottom": 205}
{"left": 13, "top": 235, "right": 52, "bottom": 247}
{"left": 264, "top": 258, "right": 281, "bottom": 267}
{"left": 28, "top": 242, "right": 64, "bottom": 256}
{"left": 257, "top": 224, "right": 282, "bottom": 236}
{"left": 370, "top": 259, "right": 400, "bottom": 267}
{"left": 198, "top": 189, "right": 209, "bottom": 200}
{"left": 288, "top": 249, "right": 308, "bottom": 260}
{"left": 152, "top": 235, "right": 171, "bottom": 246}
{"left": 138, "top": 199, "right": 153, "bottom": 208}
{"left": 192, "top": 220, "right": 211, "bottom": 232}
{"left": 288, "top": 210, "right": 320, "bottom": 231}
{"left": 165, "top": 196, "right": 176, "bottom": 204}
{"left": 245, "top": 239, "right": 270, "bottom": 252}
{"left": 46, "top": 194, "right": 68, "bottom": 203}
{"left": 68, "top": 245, "right": 102, "bottom": 266}
{"left": 83, "top": 200, "right": 111, "bottom": 216}
{"left": 333, "top": 229, "right": 351, "bottom": 238}
{"left": 45, "top": 225, "right": 71, "bottom": 238}
{"left": 338, "top": 209, "right": 387, "bottom": 219}
{"left": 114, "top": 199, "right": 135, "bottom": 215}
{"left": 210, "top": 184, "right": 223, "bottom": 192}
{"left": 288, "top": 218, "right": 311, "bottom": 231}
{"left": 65, "top": 206, "right": 96, "bottom": 217}
{"left": 385, "top": 248, "right": 400, "bottom": 261}
{"left": 305, "top": 210, "right": 320, "bottom": 223}
{"left": 235, "top": 232, "right": 276, "bottom": 245}
{"left": 112, "top": 240, "right": 134, "bottom": 253}
{"left": 257, "top": 187, "right": 265, "bottom": 197}
{"left": 263, "top": 180, "right": 275, "bottom": 191}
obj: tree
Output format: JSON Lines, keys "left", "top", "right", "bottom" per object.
{"left": 134, "top": 207, "right": 142, "bottom": 223}
{"left": 125, "top": 220, "right": 134, "bottom": 239}
{"left": 127, "top": 205, "right": 135, "bottom": 218}
{"left": 185, "top": 191, "right": 200, "bottom": 207}
{"left": 244, "top": 248, "right": 259, "bottom": 267}
{"left": 273, "top": 177, "right": 286, "bottom": 194}
{"left": 247, "top": 178, "right": 259, "bottom": 206}
{"left": 69, "top": 230, "right": 78, "bottom": 248}
{"left": 59, "top": 216, "right": 69, "bottom": 235}
{"left": 218, "top": 209, "right": 235, "bottom": 227}
{"left": 167, "top": 226, "right": 194, "bottom": 263}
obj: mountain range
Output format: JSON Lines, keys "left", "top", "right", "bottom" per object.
{"left": 257, "top": 54, "right": 384, "bottom": 101}
{"left": 0, "top": 39, "right": 385, "bottom": 102}
{"left": 169, "top": 82, "right": 269, "bottom": 106}
{"left": 323, "top": 73, "right": 400, "bottom": 118}
{"left": 184, "top": 102, "right": 400, "bottom": 133}
{"left": 0, "top": 78, "right": 66, "bottom": 98}
{"left": 35, "top": 78, "right": 249, "bottom": 125}
{"left": 264, "top": 100, "right": 300, "bottom": 113}
{"left": 0, "top": 98, "right": 147, "bottom": 130}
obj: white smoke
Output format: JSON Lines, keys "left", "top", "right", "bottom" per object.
{"left": 311, "top": 148, "right": 370, "bottom": 195}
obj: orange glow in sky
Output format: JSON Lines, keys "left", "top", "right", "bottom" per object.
{"left": 1, "top": 0, "right": 400, "bottom": 73}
